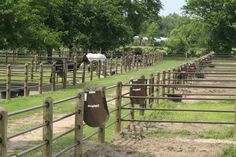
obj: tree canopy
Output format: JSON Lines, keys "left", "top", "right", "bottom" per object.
{"left": 0, "top": 0, "right": 162, "bottom": 54}
{"left": 183, "top": 0, "right": 236, "bottom": 54}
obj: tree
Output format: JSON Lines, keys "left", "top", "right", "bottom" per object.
{"left": 160, "top": 13, "right": 189, "bottom": 36}
{"left": 0, "top": 0, "right": 163, "bottom": 56}
{"left": 0, "top": 0, "right": 63, "bottom": 58}
{"left": 166, "top": 20, "right": 209, "bottom": 54}
{"left": 183, "top": 0, "right": 236, "bottom": 54}
{"left": 72, "top": 0, "right": 132, "bottom": 51}
{"left": 116, "top": 0, "right": 162, "bottom": 35}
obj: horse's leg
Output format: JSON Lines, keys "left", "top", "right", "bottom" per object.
{"left": 56, "top": 73, "right": 58, "bottom": 83}
{"left": 49, "top": 73, "right": 52, "bottom": 83}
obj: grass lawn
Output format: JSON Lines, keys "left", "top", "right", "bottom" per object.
{"left": 139, "top": 100, "right": 235, "bottom": 139}
{"left": 0, "top": 58, "right": 188, "bottom": 112}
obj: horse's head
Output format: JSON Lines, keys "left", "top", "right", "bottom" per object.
{"left": 83, "top": 54, "right": 90, "bottom": 64}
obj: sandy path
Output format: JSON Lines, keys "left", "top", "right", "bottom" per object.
{"left": 61, "top": 136, "right": 233, "bottom": 157}
{"left": 8, "top": 114, "right": 75, "bottom": 150}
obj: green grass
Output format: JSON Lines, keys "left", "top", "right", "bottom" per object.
{"left": 145, "top": 129, "right": 192, "bottom": 137}
{"left": 0, "top": 59, "right": 187, "bottom": 112}
{"left": 4, "top": 58, "right": 188, "bottom": 156}
{"left": 141, "top": 100, "right": 235, "bottom": 139}
{"left": 216, "top": 146, "right": 236, "bottom": 157}
{"left": 198, "top": 129, "right": 234, "bottom": 139}
{"left": 150, "top": 100, "right": 234, "bottom": 123}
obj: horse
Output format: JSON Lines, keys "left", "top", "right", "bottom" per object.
{"left": 86, "top": 53, "right": 106, "bottom": 62}
{"left": 86, "top": 53, "right": 107, "bottom": 73}
{"left": 49, "top": 54, "right": 90, "bottom": 83}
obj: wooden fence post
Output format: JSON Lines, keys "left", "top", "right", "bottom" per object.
{"left": 63, "top": 61, "right": 67, "bottom": 88}
{"left": 145, "top": 55, "right": 148, "bottom": 67}
{"left": 115, "top": 82, "right": 122, "bottom": 136}
{"left": 162, "top": 71, "right": 166, "bottom": 97}
{"left": 172, "top": 69, "right": 176, "bottom": 94}
{"left": 0, "top": 108, "right": 7, "bottom": 157}
{"left": 124, "top": 57, "right": 127, "bottom": 72}
{"left": 157, "top": 53, "right": 160, "bottom": 63}
{"left": 235, "top": 96, "right": 236, "bottom": 140}
{"left": 90, "top": 62, "right": 93, "bottom": 81}
{"left": 98, "top": 60, "right": 101, "bottom": 79}
{"left": 98, "top": 87, "right": 106, "bottom": 143}
{"left": 30, "top": 59, "right": 34, "bottom": 81}
{"left": 140, "top": 75, "right": 146, "bottom": 116}
{"left": 110, "top": 58, "right": 113, "bottom": 75}
{"left": 51, "top": 63, "right": 56, "bottom": 91}
{"left": 6, "top": 64, "right": 11, "bottom": 100}
{"left": 98, "top": 124, "right": 105, "bottom": 144}
{"left": 82, "top": 61, "right": 86, "bottom": 83}
{"left": 75, "top": 92, "right": 84, "bottom": 157}
{"left": 73, "top": 57, "right": 78, "bottom": 85}
{"left": 167, "top": 70, "right": 171, "bottom": 94}
{"left": 38, "top": 63, "right": 43, "bottom": 94}
{"left": 24, "top": 63, "right": 29, "bottom": 96}
{"left": 149, "top": 74, "right": 154, "bottom": 108}
{"left": 135, "top": 56, "right": 138, "bottom": 70}
{"left": 120, "top": 57, "right": 123, "bottom": 74}
{"left": 115, "top": 58, "right": 118, "bottom": 74}
{"left": 104, "top": 61, "right": 107, "bottom": 78}
{"left": 155, "top": 72, "right": 161, "bottom": 104}
{"left": 128, "top": 57, "right": 132, "bottom": 71}
{"left": 156, "top": 53, "right": 159, "bottom": 63}
{"left": 43, "top": 97, "right": 53, "bottom": 157}
{"left": 154, "top": 54, "right": 157, "bottom": 63}
{"left": 34, "top": 55, "right": 38, "bottom": 72}
{"left": 5, "top": 52, "right": 8, "bottom": 64}
{"left": 132, "top": 55, "right": 135, "bottom": 70}
{"left": 12, "top": 50, "right": 15, "bottom": 64}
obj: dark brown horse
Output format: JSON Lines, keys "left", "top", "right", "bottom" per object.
{"left": 50, "top": 54, "right": 90, "bottom": 82}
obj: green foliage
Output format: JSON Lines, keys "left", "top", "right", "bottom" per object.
{"left": 166, "top": 20, "right": 209, "bottom": 54}
{"left": 0, "top": 0, "right": 162, "bottom": 52}
{"left": 118, "top": 0, "right": 162, "bottom": 35}
{"left": 160, "top": 13, "right": 189, "bottom": 36}
{"left": 184, "top": 0, "right": 236, "bottom": 54}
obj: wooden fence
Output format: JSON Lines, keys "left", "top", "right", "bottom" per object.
{"left": 2, "top": 52, "right": 234, "bottom": 157}
{"left": 0, "top": 53, "right": 163, "bottom": 100}
{"left": 120, "top": 52, "right": 236, "bottom": 139}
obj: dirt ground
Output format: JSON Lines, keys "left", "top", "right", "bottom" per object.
{"left": 61, "top": 135, "right": 233, "bottom": 157}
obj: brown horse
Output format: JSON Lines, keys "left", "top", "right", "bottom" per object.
{"left": 49, "top": 54, "right": 90, "bottom": 82}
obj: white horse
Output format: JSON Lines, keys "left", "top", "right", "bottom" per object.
{"left": 86, "top": 53, "right": 107, "bottom": 73}
{"left": 86, "top": 53, "right": 106, "bottom": 62}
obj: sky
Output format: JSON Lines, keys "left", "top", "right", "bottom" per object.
{"left": 160, "top": 0, "right": 186, "bottom": 16}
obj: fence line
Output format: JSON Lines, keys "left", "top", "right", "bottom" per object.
{"left": 2, "top": 52, "right": 235, "bottom": 157}
{"left": 0, "top": 53, "right": 164, "bottom": 100}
